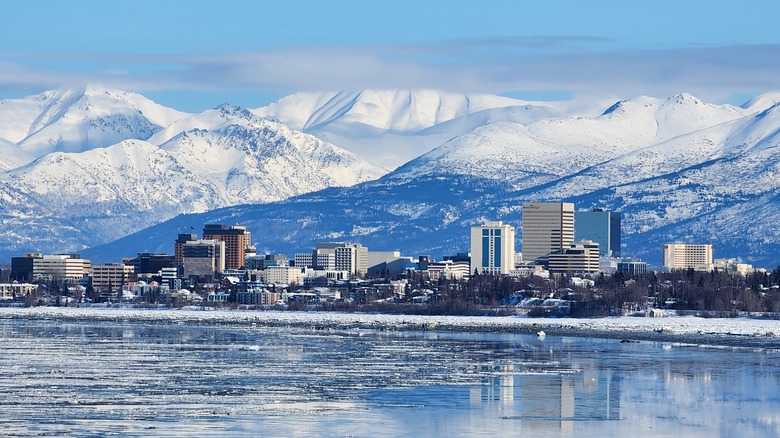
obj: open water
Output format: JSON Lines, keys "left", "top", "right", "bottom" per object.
{"left": 1, "top": 315, "right": 779, "bottom": 437}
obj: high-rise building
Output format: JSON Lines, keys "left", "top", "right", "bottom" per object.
{"left": 175, "top": 233, "right": 198, "bottom": 267}
{"left": 574, "top": 209, "right": 621, "bottom": 257}
{"left": 202, "top": 224, "right": 250, "bottom": 270}
{"left": 310, "top": 242, "right": 368, "bottom": 276}
{"left": 663, "top": 244, "right": 712, "bottom": 271}
{"left": 183, "top": 239, "right": 225, "bottom": 282}
{"left": 548, "top": 240, "right": 600, "bottom": 274}
{"left": 521, "top": 202, "right": 575, "bottom": 264}
{"left": 470, "top": 221, "right": 516, "bottom": 275}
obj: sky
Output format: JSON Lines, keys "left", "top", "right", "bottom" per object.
{"left": 2, "top": 0, "right": 780, "bottom": 112}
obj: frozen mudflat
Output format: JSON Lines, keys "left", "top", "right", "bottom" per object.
{"left": 1, "top": 308, "right": 780, "bottom": 437}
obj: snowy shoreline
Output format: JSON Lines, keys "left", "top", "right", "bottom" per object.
{"left": 3, "top": 307, "right": 780, "bottom": 349}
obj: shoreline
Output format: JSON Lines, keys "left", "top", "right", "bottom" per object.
{"left": 2, "top": 306, "right": 780, "bottom": 349}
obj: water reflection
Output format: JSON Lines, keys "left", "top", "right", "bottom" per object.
{"left": 465, "top": 368, "right": 619, "bottom": 436}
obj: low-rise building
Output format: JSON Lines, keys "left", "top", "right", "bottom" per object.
{"left": 617, "top": 259, "right": 648, "bottom": 276}
{"left": 264, "top": 266, "right": 303, "bottom": 285}
{"left": 548, "top": 241, "right": 600, "bottom": 274}
{"left": 712, "top": 258, "right": 754, "bottom": 275}
{"left": 33, "top": 254, "right": 91, "bottom": 281}
{"left": 237, "top": 289, "right": 282, "bottom": 305}
{"left": 427, "top": 260, "right": 471, "bottom": 280}
{"left": 91, "top": 263, "right": 135, "bottom": 292}
{"left": 0, "top": 282, "right": 38, "bottom": 300}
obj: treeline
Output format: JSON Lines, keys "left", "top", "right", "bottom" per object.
{"left": 382, "top": 265, "right": 780, "bottom": 317}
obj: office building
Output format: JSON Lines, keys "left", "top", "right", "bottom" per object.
{"left": 32, "top": 254, "right": 91, "bottom": 281}
{"left": 307, "top": 242, "right": 368, "bottom": 276}
{"left": 548, "top": 240, "right": 600, "bottom": 274}
{"left": 263, "top": 266, "right": 304, "bottom": 285}
{"left": 575, "top": 209, "right": 621, "bottom": 257}
{"left": 11, "top": 253, "right": 42, "bottom": 282}
{"left": 663, "top": 244, "right": 713, "bottom": 271}
{"left": 91, "top": 263, "right": 136, "bottom": 292}
{"left": 182, "top": 239, "right": 225, "bottom": 282}
{"left": 123, "top": 253, "right": 175, "bottom": 275}
{"left": 202, "top": 224, "right": 250, "bottom": 270}
{"left": 470, "top": 221, "right": 516, "bottom": 275}
{"left": 617, "top": 260, "right": 648, "bottom": 276}
{"left": 175, "top": 233, "right": 198, "bottom": 267}
{"left": 245, "top": 254, "right": 289, "bottom": 270}
{"left": 521, "top": 202, "right": 575, "bottom": 264}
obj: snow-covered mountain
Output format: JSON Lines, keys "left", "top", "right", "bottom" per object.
{"left": 384, "top": 93, "right": 749, "bottom": 194}
{"left": 0, "top": 86, "right": 187, "bottom": 159}
{"left": 253, "top": 90, "right": 573, "bottom": 169}
{"left": 0, "top": 89, "right": 386, "bottom": 258}
{"left": 86, "top": 92, "right": 780, "bottom": 269}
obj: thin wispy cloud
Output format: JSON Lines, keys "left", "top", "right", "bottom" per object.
{"left": 2, "top": 38, "right": 779, "bottom": 107}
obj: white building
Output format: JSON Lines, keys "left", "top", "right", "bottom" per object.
{"left": 427, "top": 260, "right": 471, "bottom": 280}
{"left": 521, "top": 202, "right": 575, "bottom": 264}
{"left": 367, "top": 251, "right": 402, "bottom": 269}
{"left": 712, "top": 258, "right": 754, "bottom": 275}
{"left": 663, "top": 243, "right": 712, "bottom": 271}
{"left": 0, "top": 282, "right": 37, "bottom": 300}
{"left": 264, "top": 266, "right": 304, "bottom": 285}
{"left": 308, "top": 242, "right": 368, "bottom": 276}
{"left": 470, "top": 221, "right": 516, "bottom": 275}
{"left": 33, "top": 255, "right": 91, "bottom": 281}
{"left": 509, "top": 264, "right": 549, "bottom": 278}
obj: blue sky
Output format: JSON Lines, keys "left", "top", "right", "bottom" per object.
{"left": 2, "top": 0, "right": 780, "bottom": 112}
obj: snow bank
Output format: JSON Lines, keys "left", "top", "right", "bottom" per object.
{"left": 3, "top": 307, "right": 780, "bottom": 347}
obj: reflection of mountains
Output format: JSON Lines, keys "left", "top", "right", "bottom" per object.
{"left": 471, "top": 364, "right": 620, "bottom": 432}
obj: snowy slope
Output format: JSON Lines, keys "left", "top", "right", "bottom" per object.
{"left": 0, "top": 138, "right": 32, "bottom": 170}
{"left": 0, "top": 86, "right": 188, "bottom": 157}
{"left": 155, "top": 104, "right": 386, "bottom": 201}
{"left": 390, "top": 94, "right": 749, "bottom": 189}
{"left": 253, "top": 90, "right": 569, "bottom": 169}
{"left": 253, "top": 90, "right": 534, "bottom": 132}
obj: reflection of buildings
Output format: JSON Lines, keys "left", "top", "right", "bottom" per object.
{"left": 470, "top": 365, "right": 620, "bottom": 434}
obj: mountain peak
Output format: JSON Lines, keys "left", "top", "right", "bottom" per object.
{"left": 214, "top": 102, "right": 254, "bottom": 120}
{"left": 741, "top": 92, "right": 780, "bottom": 112}
{"left": 667, "top": 92, "right": 703, "bottom": 105}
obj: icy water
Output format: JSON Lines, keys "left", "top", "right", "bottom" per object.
{"left": 1, "top": 316, "right": 779, "bottom": 437}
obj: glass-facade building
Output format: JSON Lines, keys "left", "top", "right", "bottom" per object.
{"left": 574, "top": 209, "right": 621, "bottom": 257}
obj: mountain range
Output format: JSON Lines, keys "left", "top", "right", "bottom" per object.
{"left": 0, "top": 87, "right": 385, "bottom": 257}
{"left": 2, "top": 86, "right": 780, "bottom": 268}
